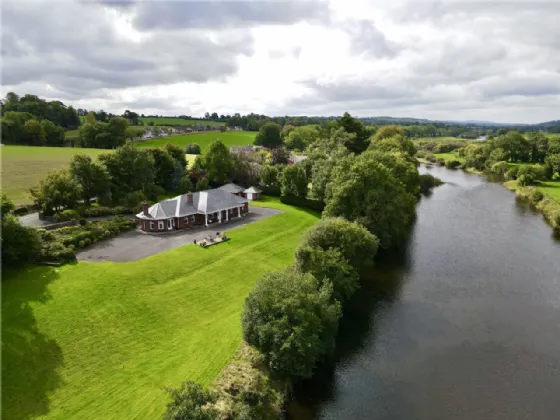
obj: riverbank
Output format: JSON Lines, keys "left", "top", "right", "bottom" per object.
{"left": 504, "top": 180, "right": 560, "bottom": 231}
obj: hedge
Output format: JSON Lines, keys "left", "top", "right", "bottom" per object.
{"left": 260, "top": 185, "right": 281, "bottom": 197}
{"left": 280, "top": 195, "right": 325, "bottom": 211}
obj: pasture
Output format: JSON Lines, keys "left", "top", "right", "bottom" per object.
{"left": 434, "top": 152, "right": 466, "bottom": 163}
{"left": 1, "top": 198, "right": 319, "bottom": 420}
{"left": 139, "top": 117, "right": 225, "bottom": 127}
{"left": 1, "top": 146, "right": 108, "bottom": 205}
{"left": 538, "top": 181, "right": 560, "bottom": 203}
{"left": 137, "top": 131, "right": 256, "bottom": 153}
{"left": 414, "top": 137, "right": 473, "bottom": 144}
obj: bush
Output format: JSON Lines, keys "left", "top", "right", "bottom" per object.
{"left": 78, "top": 240, "right": 85, "bottom": 248}
{"left": 242, "top": 267, "right": 341, "bottom": 379}
{"left": 491, "top": 161, "right": 508, "bottom": 175}
{"left": 445, "top": 160, "right": 462, "bottom": 169}
{"left": 436, "top": 158, "right": 445, "bottom": 166}
{"left": 1, "top": 214, "right": 42, "bottom": 269}
{"left": 84, "top": 238, "right": 91, "bottom": 246}
{"left": 531, "top": 190, "right": 544, "bottom": 203}
{"left": 54, "top": 209, "right": 80, "bottom": 222}
{"left": 419, "top": 173, "right": 443, "bottom": 194}
{"left": 279, "top": 195, "right": 324, "bottom": 211}
{"left": 295, "top": 218, "right": 379, "bottom": 275}
{"left": 185, "top": 143, "right": 202, "bottom": 154}
{"left": 79, "top": 218, "right": 87, "bottom": 226}
{"left": 122, "top": 190, "right": 146, "bottom": 210}
{"left": 260, "top": 185, "right": 281, "bottom": 197}
{"left": 163, "top": 381, "right": 216, "bottom": 420}
{"left": 505, "top": 166, "right": 519, "bottom": 180}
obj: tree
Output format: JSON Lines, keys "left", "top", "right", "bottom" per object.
{"left": 295, "top": 217, "right": 378, "bottom": 274}
{"left": 369, "top": 134, "right": 416, "bottom": 158}
{"left": 86, "top": 111, "right": 97, "bottom": 124}
{"left": 204, "top": 140, "right": 233, "bottom": 185}
{"left": 178, "top": 176, "right": 194, "bottom": 194}
{"left": 40, "top": 120, "right": 65, "bottom": 146}
{"left": 163, "top": 381, "right": 217, "bottom": 420}
{"left": 242, "top": 267, "right": 341, "bottom": 379}
{"left": 185, "top": 144, "right": 202, "bottom": 154}
{"left": 310, "top": 158, "right": 336, "bottom": 202}
{"left": 148, "top": 148, "right": 180, "bottom": 190}
{"left": 527, "top": 132, "right": 549, "bottom": 163}
{"left": 332, "top": 112, "right": 370, "bottom": 153}
{"left": 280, "top": 164, "right": 307, "bottom": 197}
{"left": 107, "top": 116, "right": 129, "bottom": 147}
{"left": 23, "top": 119, "right": 46, "bottom": 145}
{"left": 324, "top": 153, "right": 416, "bottom": 249}
{"left": 285, "top": 125, "right": 319, "bottom": 151}
{"left": 281, "top": 124, "right": 295, "bottom": 138}
{"left": 254, "top": 122, "right": 282, "bottom": 148}
{"left": 362, "top": 150, "right": 420, "bottom": 196}
{"left": 189, "top": 156, "right": 207, "bottom": 182}
{"left": 491, "top": 161, "right": 509, "bottom": 175}
{"left": 1, "top": 214, "right": 42, "bottom": 269}
{"left": 373, "top": 125, "right": 405, "bottom": 142}
{"left": 269, "top": 146, "right": 290, "bottom": 165}
{"left": 261, "top": 165, "right": 282, "bottom": 189}
{"left": 1, "top": 192, "right": 15, "bottom": 216}
{"left": 98, "top": 141, "right": 156, "bottom": 199}
{"left": 493, "top": 131, "right": 531, "bottom": 162}
{"left": 165, "top": 143, "right": 187, "bottom": 168}
{"left": 68, "top": 154, "right": 110, "bottom": 204}
{"left": 30, "top": 169, "right": 82, "bottom": 212}
{"left": 295, "top": 247, "right": 359, "bottom": 303}
{"left": 544, "top": 154, "right": 560, "bottom": 179}
{"left": 196, "top": 177, "right": 210, "bottom": 191}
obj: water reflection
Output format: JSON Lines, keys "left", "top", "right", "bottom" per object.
{"left": 290, "top": 165, "right": 560, "bottom": 420}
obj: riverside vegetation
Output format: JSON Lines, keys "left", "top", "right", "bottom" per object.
{"left": 3, "top": 113, "right": 443, "bottom": 420}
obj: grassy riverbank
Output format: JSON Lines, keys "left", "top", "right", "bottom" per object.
{"left": 1, "top": 198, "right": 319, "bottom": 420}
{"left": 504, "top": 180, "right": 560, "bottom": 230}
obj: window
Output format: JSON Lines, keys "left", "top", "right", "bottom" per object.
{"left": 158, "top": 221, "right": 164, "bottom": 230}
{"left": 167, "top": 219, "right": 173, "bottom": 229}
{"left": 190, "top": 215, "right": 196, "bottom": 223}
{"left": 184, "top": 216, "right": 189, "bottom": 224}
{"left": 149, "top": 222, "right": 154, "bottom": 231}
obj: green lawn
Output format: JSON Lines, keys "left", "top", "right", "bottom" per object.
{"left": 538, "top": 181, "right": 560, "bottom": 203}
{"left": 1, "top": 198, "right": 319, "bottom": 420}
{"left": 137, "top": 131, "right": 256, "bottom": 153}
{"left": 139, "top": 117, "right": 225, "bottom": 127}
{"left": 434, "top": 152, "right": 466, "bottom": 163}
{"left": 1, "top": 146, "right": 109, "bottom": 205}
{"left": 415, "top": 137, "right": 470, "bottom": 143}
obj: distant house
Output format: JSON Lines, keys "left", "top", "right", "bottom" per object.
{"left": 243, "top": 186, "right": 262, "bottom": 201}
{"left": 136, "top": 189, "right": 249, "bottom": 232}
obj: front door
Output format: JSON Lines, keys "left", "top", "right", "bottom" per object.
{"left": 168, "top": 219, "right": 173, "bottom": 230}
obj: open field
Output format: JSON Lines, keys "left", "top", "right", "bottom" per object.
{"left": 434, "top": 152, "right": 466, "bottom": 163}
{"left": 1, "top": 146, "right": 109, "bottom": 205}
{"left": 538, "top": 181, "right": 560, "bottom": 202}
{"left": 137, "top": 131, "right": 256, "bottom": 153}
{"left": 139, "top": 117, "right": 225, "bottom": 127}
{"left": 414, "top": 136, "right": 471, "bottom": 143}
{"left": 2, "top": 198, "right": 319, "bottom": 420}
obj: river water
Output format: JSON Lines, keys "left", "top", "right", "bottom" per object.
{"left": 289, "top": 165, "right": 560, "bottom": 420}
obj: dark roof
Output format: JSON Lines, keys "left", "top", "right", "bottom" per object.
{"left": 218, "top": 183, "right": 245, "bottom": 194}
{"left": 136, "top": 189, "right": 248, "bottom": 220}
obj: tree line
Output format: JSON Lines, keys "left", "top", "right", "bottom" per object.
{"left": 161, "top": 116, "right": 444, "bottom": 418}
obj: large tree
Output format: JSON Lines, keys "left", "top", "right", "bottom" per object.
{"left": 280, "top": 164, "right": 307, "bottom": 197}
{"left": 254, "top": 122, "right": 282, "bottom": 148}
{"left": 163, "top": 381, "right": 217, "bottom": 420}
{"left": 30, "top": 169, "right": 82, "bottom": 212}
{"left": 324, "top": 153, "right": 416, "bottom": 248}
{"left": 285, "top": 125, "right": 320, "bottom": 151}
{"left": 295, "top": 217, "right": 379, "bottom": 275}
{"left": 331, "top": 112, "right": 370, "bottom": 154}
{"left": 362, "top": 150, "right": 420, "bottom": 196}
{"left": 242, "top": 267, "right": 341, "bottom": 379}
{"left": 204, "top": 140, "right": 233, "bottom": 185}
{"left": 68, "top": 154, "right": 110, "bottom": 204}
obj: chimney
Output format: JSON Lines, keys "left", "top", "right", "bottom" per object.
{"left": 186, "top": 193, "right": 193, "bottom": 204}
{"left": 142, "top": 202, "right": 149, "bottom": 216}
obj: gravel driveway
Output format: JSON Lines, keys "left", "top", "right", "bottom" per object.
{"left": 76, "top": 206, "right": 282, "bottom": 263}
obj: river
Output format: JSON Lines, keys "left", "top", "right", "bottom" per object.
{"left": 289, "top": 165, "right": 560, "bottom": 420}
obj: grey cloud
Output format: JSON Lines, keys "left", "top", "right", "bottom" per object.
{"left": 132, "top": 0, "right": 331, "bottom": 30}
{"left": 345, "top": 19, "right": 397, "bottom": 58}
{"left": 2, "top": 0, "right": 253, "bottom": 98}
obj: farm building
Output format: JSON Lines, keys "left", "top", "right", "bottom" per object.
{"left": 136, "top": 189, "right": 249, "bottom": 232}
{"left": 217, "top": 183, "right": 246, "bottom": 196}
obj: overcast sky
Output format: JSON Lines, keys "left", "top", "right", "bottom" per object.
{"left": 2, "top": 0, "right": 559, "bottom": 123}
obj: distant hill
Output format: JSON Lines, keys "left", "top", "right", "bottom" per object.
{"left": 139, "top": 117, "right": 225, "bottom": 127}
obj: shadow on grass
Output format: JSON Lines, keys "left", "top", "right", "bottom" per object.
{"left": 2, "top": 266, "right": 63, "bottom": 420}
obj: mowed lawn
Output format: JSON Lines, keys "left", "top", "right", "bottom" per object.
{"left": 139, "top": 117, "right": 225, "bottom": 127}
{"left": 434, "top": 152, "right": 466, "bottom": 163}
{"left": 538, "top": 181, "right": 560, "bottom": 202}
{"left": 2, "top": 198, "right": 319, "bottom": 420}
{"left": 1, "top": 146, "right": 109, "bottom": 204}
{"left": 137, "top": 131, "right": 256, "bottom": 153}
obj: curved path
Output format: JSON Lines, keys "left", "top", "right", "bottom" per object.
{"left": 76, "top": 206, "right": 282, "bottom": 263}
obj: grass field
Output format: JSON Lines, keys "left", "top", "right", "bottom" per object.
{"left": 137, "top": 131, "right": 256, "bottom": 153}
{"left": 434, "top": 152, "right": 466, "bottom": 163}
{"left": 538, "top": 181, "right": 560, "bottom": 202}
{"left": 414, "top": 136, "right": 471, "bottom": 143}
{"left": 1, "top": 146, "right": 109, "bottom": 205}
{"left": 1, "top": 198, "right": 319, "bottom": 420}
{"left": 139, "top": 117, "right": 225, "bottom": 127}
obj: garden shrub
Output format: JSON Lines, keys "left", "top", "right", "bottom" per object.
{"left": 185, "top": 143, "right": 202, "bottom": 154}
{"left": 445, "top": 160, "right": 462, "bottom": 169}
{"left": 54, "top": 209, "right": 80, "bottom": 222}
{"left": 79, "top": 218, "right": 87, "bottom": 226}
{"left": 436, "top": 158, "right": 445, "bottom": 166}
{"left": 419, "top": 173, "right": 443, "bottom": 194}
{"left": 279, "top": 195, "right": 324, "bottom": 211}
{"left": 531, "top": 190, "right": 544, "bottom": 203}
{"left": 78, "top": 240, "right": 85, "bottom": 248}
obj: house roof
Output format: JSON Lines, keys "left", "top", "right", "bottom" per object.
{"left": 243, "top": 186, "right": 262, "bottom": 193}
{"left": 217, "top": 183, "right": 245, "bottom": 194}
{"left": 290, "top": 154, "right": 308, "bottom": 164}
{"left": 137, "top": 189, "right": 248, "bottom": 220}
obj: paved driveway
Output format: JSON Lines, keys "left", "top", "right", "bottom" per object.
{"left": 76, "top": 206, "right": 282, "bottom": 263}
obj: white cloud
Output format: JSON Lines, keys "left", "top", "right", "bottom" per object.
{"left": 1, "top": 0, "right": 559, "bottom": 123}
